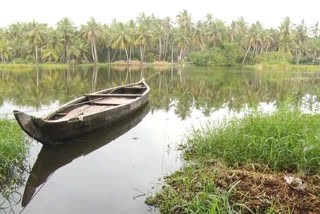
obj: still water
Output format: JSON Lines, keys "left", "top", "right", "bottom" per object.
{"left": 1, "top": 65, "right": 320, "bottom": 213}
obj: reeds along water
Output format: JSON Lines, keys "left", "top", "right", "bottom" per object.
{"left": 0, "top": 118, "right": 29, "bottom": 211}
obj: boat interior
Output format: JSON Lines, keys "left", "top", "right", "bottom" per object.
{"left": 47, "top": 83, "right": 147, "bottom": 121}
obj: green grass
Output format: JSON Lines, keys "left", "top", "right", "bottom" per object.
{"left": 187, "top": 106, "right": 320, "bottom": 172}
{"left": 147, "top": 105, "right": 320, "bottom": 213}
{"left": 0, "top": 63, "right": 70, "bottom": 71}
{"left": 244, "top": 63, "right": 320, "bottom": 72}
{"left": 146, "top": 161, "right": 305, "bottom": 214}
{"left": 0, "top": 118, "right": 29, "bottom": 200}
{"left": 146, "top": 164, "right": 240, "bottom": 214}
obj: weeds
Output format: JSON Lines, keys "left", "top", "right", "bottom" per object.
{"left": 187, "top": 106, "right": 320, "bottom": 173}
{"left": 147, "top": 105, "right": 320, "bottom": 213}
{"left": 0, "top": 118, "right": 29, "bottom": 204}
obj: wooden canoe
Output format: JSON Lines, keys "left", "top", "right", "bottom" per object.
{"left": 21, "top": 103, "right": 150, "bottom": 207}
{"left": 14, "top": 80, "right": 150, "bottom": 145}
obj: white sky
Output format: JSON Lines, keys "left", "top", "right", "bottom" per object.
{"left": 0, "top": 0, "right": 319, "bottom": 28}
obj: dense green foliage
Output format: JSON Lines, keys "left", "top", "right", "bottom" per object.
{"left": 188, "top": 43, "right": 243, "bottom": 66}
{"left": 188, "top": 106, "right": 320, "bottom": 172}
{"left": 0, "top": 119, "right": 28, "bottom": 202}
{"left": 0, "top": 12, "right": 320, "bottom": 65}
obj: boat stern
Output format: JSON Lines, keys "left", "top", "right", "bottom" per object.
{"left": 13, "top": 110, "right": 55, "bottom": 145}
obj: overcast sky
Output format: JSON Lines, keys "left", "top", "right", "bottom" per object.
{"left": 1, "top": 0, "right": 319, "bottom": 28}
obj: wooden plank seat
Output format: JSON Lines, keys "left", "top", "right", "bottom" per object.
{"left": 92, "top": 97, "right": 136, "bottom": 105}
{"left": 56, "top": 104, "right": 116, "bottom": 121}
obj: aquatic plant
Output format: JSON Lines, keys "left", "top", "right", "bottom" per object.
{"left": 187, "top": 105, "right": 320, "bottom": 172}
{"left": 0, "top": 118, "right": 29, "bottom": 208}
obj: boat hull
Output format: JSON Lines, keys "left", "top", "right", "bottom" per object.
{"left": 14, "top": 81, "right": 150, "bottom": 145}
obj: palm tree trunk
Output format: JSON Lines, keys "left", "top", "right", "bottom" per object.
{"left": 65, "top": 40, "right": 69, "bottom": 63}
{"left": 111, "top": 48, "right": 118, "bottom": 62}
{"left": 35, "top": 46, "right": 38, "bottom": 64}
{"left": 296, "top": 52, "right": 301, "bottom": 65}
{"left": 260, "top": 47, "right": 264, "bottom": 55}
{"left": 91, "top": 44, "right": 95, "bottom": 63}
{"left": 107, "top": 48, "right": 111, "bottom": 63}
{"left": 179, "top": 47, "right": 183, "bottom": 62}
{"left": 159, "top": 38, "right": 162, "bottom": 61}
{"left": 140, "top": 46, "right": 143, "bottom": 62}
{"left": 171, "top": 43, "right": 174, "bottom": 63}
{"left": 242, "top": 45, "right": 251, "bottom": 65}
{"left": 164, "top": 36, "right": 168, "bottom": 60}
{"left": 143, "top": 45, "right": 146, "bottom": 62}
{"left": 199, "top": 39, "right": 204, "bottom": 51}
{"left": 94, "top": 42, "right": 98, "bottom": 63}
{"left": 124, "top": 47, "right": 129, "bottom": 62}
{"left": 313, "top": 52, "right": 316, "bottom": 64}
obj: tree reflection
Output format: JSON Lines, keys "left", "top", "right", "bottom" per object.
{"left": 1, "top": 66, "right": 320, "bottom": 119}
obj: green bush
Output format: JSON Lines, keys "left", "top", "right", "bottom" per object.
{"left": 255, "top": 51, "right": 292, "bottom": 64}
{"left": 188, "top": 43, "right": 243, "bottom": 67}
{"left": 11, "top": 58, "right": 31, "bottom": 64}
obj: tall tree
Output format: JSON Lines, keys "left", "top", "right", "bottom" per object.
{"left": 0, "top": 40, "right": 12, "bottom": 62}
{"left": 279, "top": 17, "right": 293, "bottom": 53}
{"left": 110, "top": 22, "right": 132, "bottom": 62}
{"left": 57, "top": 17, "right": 76, "bottom": 63}
{"left": 81, "top": 17, "right": 101, "bottom": 63}
{"left": 26, "top": 21, "right": 47, "bottom": 63}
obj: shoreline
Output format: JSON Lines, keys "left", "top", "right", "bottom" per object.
{"left": 1, "top": 62, "right": 320, "bottom": 72}
{"left": 146, "top": 107, "right": 320, "bottom": 213}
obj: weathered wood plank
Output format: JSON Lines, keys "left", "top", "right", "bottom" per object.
{"left": 85, "top": 94, "right": 142, "bottom": 97}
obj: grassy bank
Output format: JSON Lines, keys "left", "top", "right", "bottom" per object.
{"left": 0, "top": 118, "right": 29, "bottom": 200}
{"left": 147, "top": 107, "right": 320, "bottom": 213}
{"left": 0, "top": 63, "right": 71, "bottom": 71}
{"left": 244, "top": 63, "right": 320, "bottom": 72}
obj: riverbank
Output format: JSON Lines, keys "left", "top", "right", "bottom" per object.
{"left": 2, "top": 62, "right": 320, "bottom": 73}
{"left": 146, "top": 106, "right": 320, "bottom": 213}
{"left": 244, "top": 63, "right": 320, "bottom": 71}
{"left": 0, "top": 118, "right": 29, "bottom": 200}
{"left": 0, "top": 61, "right": 175, "bottom": 71}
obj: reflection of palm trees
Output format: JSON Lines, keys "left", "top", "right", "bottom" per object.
{"left": 2, "top": 66, "right": 320, "bottom": 119}
{"left": 92, "top": 66, "right": 99, "bottom": 92}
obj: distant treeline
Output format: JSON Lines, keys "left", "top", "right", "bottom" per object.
{"left": 0, "top": 10, "right": 319, "bottom": 66}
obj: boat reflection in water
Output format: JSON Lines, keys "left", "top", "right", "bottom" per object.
{"left": 21, "top": 103, "right": 150, "bottom": 208}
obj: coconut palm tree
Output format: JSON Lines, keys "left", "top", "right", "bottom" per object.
{"left": 0, "top": 40, "right": 12, "bottom": 62}
{"left": 279, "top": 17, "right": 293, "bottom": 53}
{"left": 176, "top": 10, "right": 193, "bottom": 35}
{"left": 311, "top": 22, "right": 319, "bottom": 38}
{"left": 206, "top": 19, "right": 226, "bottom": 47}
{"left": 81, "top": 17, "right": 101, "bottom": 63}
{"left": 192, "top": 21, "right": 206, "bottom": 51}
{"left": 42, "top": 44, "right": 59, "bottom": 62}
{"left": 152, "top": 19, "right": 166, "bottom": 61}
{"left": 110, "top": 22, "right": 132, "bottom": 62}
{"left": 57, "top": 17, "right": 76, "bottom": 63}
{"left": 135, "top": 24, "right": 151, "bottom": 62}
{"left": 26, "top": 21, "right": 47, "bottom": 63}
{"left": 174, "top": 29, "right": 190, "bottom": 61}
{"left": 242, "top": 22, "right": 263, "bottom": 64}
